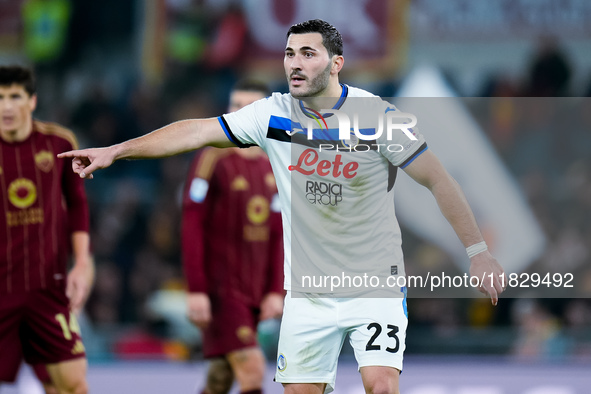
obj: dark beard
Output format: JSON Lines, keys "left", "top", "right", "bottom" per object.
{"left": 290, "top": 62, "right": 332, "bottom": 98}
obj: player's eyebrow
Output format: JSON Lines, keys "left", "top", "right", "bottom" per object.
{"left": 285, "top": 46, "right": 319, "bottom": 53}
{"left": 300, "top": 46, "right": 318, "bottom": 52}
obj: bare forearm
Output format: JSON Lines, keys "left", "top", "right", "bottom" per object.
{"left": 114, "top": 119, "right": 216, "bottom": 160}
{"left": 71, "top": 231, "right": 91, "bottom": 264}
{"left": 405, "top": 151, "right": 484, "bottom": 247}
{"left": 429, "top": 174, "right": 484, "bottom": 248}
{"left": 68, "top": 231, "right": 94, "bottom": 312}
{"left": 58, "top": 117, "right": 231, "bottom": 178}
{"left": 404, "top": 150, "right": 505, "bottom": 303}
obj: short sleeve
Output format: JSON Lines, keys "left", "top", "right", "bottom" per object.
{"left": 376, "top": 103, "right": 428, "bottom": 168}
{"left": 218, "top": 94, "right": 277, "bottom": 150}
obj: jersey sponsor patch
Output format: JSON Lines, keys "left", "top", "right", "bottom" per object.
{"left": 246, "top": 195, "right": 270, "bottom": 224}
{"left": 8, "top": 178, "right": 37, "bottom": 208}
{"left": 189, "top": 178, "right": 209, "bottom": 203}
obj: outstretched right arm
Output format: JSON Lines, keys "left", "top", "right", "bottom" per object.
{"left": 57, "top": 118, "right": 233, "bottom": 178}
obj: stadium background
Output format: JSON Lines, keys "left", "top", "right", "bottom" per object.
{"left": 1, "top": 0, "right": 591, "bottom": 392}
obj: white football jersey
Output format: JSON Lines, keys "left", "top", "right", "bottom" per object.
{"left": 220, "top": 84, "right": 427, "bottom": 296}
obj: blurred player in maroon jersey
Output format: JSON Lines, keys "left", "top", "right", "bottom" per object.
{"left": 0, "top": 65, "right": 93, "bottom": 394}
{"left": 182, "top": 79, "right": 284, "bottom": 394}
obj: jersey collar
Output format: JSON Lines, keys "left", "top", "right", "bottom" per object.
{"left": 298, "top": 83, "right": 348, "bottom": 119}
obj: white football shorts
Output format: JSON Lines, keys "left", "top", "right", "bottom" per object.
{"left": 274, "top": 291, "right": 408, "bottom": 393}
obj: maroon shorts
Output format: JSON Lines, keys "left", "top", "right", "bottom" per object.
{"left": 0, "top": 288, "right": 85, "bottom": 383}
{"left": 202, "top": 296, "right": 260, "bottom": 359}
{"left": 31, "top": 364, "right": 51, "bottom": 383}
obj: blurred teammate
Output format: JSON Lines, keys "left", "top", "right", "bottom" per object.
{"left": 0, "top": 65, "right": 93, "bottom": 394}
{"left": 59, "top": 19, "right": 506, "bottom": 394}
{"left": 182, "top": 79, "right": 284, "bottom": 394}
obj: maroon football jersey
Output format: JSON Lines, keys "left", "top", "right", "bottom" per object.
{"left": 182, "top": 148, "right": 283, "bottom": 306}
{"left": 0, "top": 121, "right": 89, "bottom": 293}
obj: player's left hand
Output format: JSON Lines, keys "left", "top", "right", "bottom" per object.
{"left": 260, "top": 292, "right": 284, "bottom": 320}
{"left": 469, "top": 251, "right": 506, "bottom": 306}
{"left": 67, "top": 257, "right": 95, "bottom": 315}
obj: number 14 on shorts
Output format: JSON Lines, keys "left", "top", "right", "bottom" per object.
{"left": 55, "top": 312, "right": 81, "bottom": 340}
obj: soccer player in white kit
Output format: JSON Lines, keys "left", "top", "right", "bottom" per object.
{"left": 59, "top": 19, "right": 506, "bottom": 394}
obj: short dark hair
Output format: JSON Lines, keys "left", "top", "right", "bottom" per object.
{"left": 0, "top": 65, "right": 36, "bottom": 96}
{"left": 232, "top": 78, "right": 271, "bottom": 96}
{"left": 286, "top": 19, "right": 343, "bottom": 58}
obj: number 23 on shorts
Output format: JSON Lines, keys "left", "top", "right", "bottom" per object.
{"left": 366, "top": 323, "right": 400, "bottom": 353}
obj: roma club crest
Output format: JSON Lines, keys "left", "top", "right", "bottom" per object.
{"left": 35, "top": 150, "right": 55, "bottom": 173}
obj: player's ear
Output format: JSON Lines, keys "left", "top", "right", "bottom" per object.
{"left": 331, "top": 55, "right": 344, "bottom": 75}
{"left": 29, "top": 94, "right": 37, "bottom": 112}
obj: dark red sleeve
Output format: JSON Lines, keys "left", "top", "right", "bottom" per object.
{"left": 265, "top": 195, "right": 284, "bottom": 295}
{"left": 60, "top": 139, "right": 89, "bottom": 233}
{"left": 181, "top": 152, "right": 210, "bottom": 293}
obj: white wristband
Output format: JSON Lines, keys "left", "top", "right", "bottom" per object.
{"left": 466, "top": 241, "right": 488, "bottom": 258}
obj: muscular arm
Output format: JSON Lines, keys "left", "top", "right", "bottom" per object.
{"left": 403, "top": 149, "right": 505, "bottom": 304}
{"left": 58, "top": 118, "right": 234, "bottom": 178}
{"left": 117, "top": 118, "right": 233, "bottom": 159}
{"left": 403, "top": 150, "right": 482, "bottom": 246}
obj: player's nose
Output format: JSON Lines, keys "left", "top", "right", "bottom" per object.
{"left": 289, "top": 55, "right": 303, "bottom": 70}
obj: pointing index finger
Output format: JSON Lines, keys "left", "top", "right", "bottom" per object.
{"left": 57, "top": 150, "right": 84, "bottom": 158}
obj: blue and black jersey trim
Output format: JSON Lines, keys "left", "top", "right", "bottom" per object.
{"left": 388, "top": 143, "right": 427, "bottom": 191}
{"left": 387, "top": 162, "right": 397, "bottom": 192}
{"left": 218, "top": 116, "right": 256, "bottom": 148}
{"left": 266, "top": 127, "right": 386, "bottom": 151}
{"left": 298, "top": 83, "right": 348, "bottom": 119}
{"left": 399, "top": 143, "right": 428, "bottom": 169}
{"left": 266, "top": 126, "right": 337, "bottom": 148}
{"left": 266, "top": 116, "right": 292, "bottom": 143}
{"left": 386, "top": 144, "right": 428, "bottom": 192}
